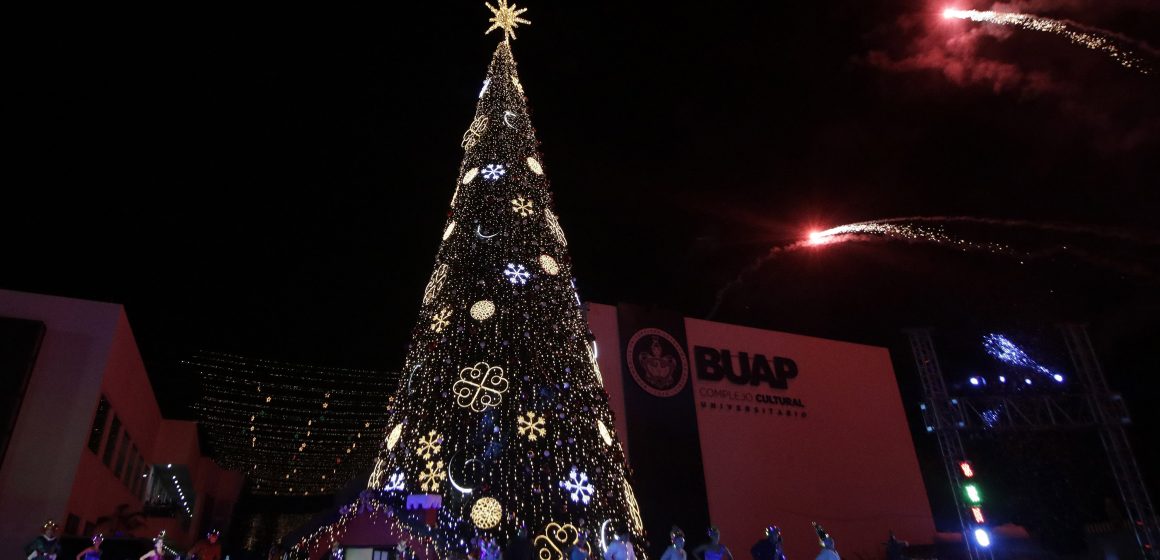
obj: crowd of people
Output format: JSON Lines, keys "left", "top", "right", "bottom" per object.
{"left": 457, "top": 521, "right": 846, "bottom": 560}
{"left": 26, "top": 518, "right": 903, "bottom": 560}
{"left": 23, "top": 522, "right": 223, "bottom": 560}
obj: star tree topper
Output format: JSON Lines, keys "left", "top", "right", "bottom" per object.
{"left": 485, "top": 0, "right": 531, "bottom": 42}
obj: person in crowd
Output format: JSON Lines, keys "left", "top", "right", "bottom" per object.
{"left": 481, "top": 536, "right": 503, "bottom": 560}
{"left": 505, "top": 525, "right": 533, "bottom": 560}
{"left": 140, "top": 533, "right": 169, "bottom": 560}
{"left": 661, "top": 527, "right": 687, "bottom": 560}
{"left": 750, "top": 525, "right": 785, "bottom": 560}
{"left": 188, "top": 529, "right": 222, "bottom": 560}
{"left": 694, "top": 526, "right": 733, "bottom": 560}
{"left": 603, "top": 531, "right": 634, "bottom": 560}
{"left": 566, "top": 531, "right": 590, "bottom": 560}
{"left": 76, "top": 534, "right": 104, "bottom": 560}
{"left": 884, "top": 531, "right": 907, "bottom": 560}
{"left": 812, "top": 523, "right": 839, "bottom": 560}
{"left": 26, "top": 520, "right": 62, "bottom": 560}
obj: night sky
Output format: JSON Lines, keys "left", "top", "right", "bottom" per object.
{"left": 6, "top": 0, "right": 1159, "bottom": 541}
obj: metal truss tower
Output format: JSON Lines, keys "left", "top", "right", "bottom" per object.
{"left": 1060, "top": 324, "right": 1158, "bottom": 559}
{"left": 907, "top": 326, "right": 1158, "bottom": 560}
{"left": 906, "top": 329, "right": 991, "bottom": 560}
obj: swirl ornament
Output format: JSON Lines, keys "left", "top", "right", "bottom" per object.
{"left": 386, "top": 423, "right": 404, "bottom": 450}
{"left": 461, "top": 116, "right": 488, "bottom": 152}
{"left": 545, "top": 209, "right": 567, "bottom": 246}
{"left": 597, "top": 419, "right": 613, "bottom": 446}
{"left": 470, "top": 497, "right": 503, "bottom": 529}
{"left": 624, "top": 480, "right": 644, "bottom": 534}
{"left": 452, "top": 362, "right": 510, "bottom": 412}
{"left": 535, "top": 522, "right": 585, "bottom": 560}
{"left": 423, "top": 264, "right": 449, "bottom": 305}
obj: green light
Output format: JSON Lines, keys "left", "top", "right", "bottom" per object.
{"left": 965, "top": 484, "right": 982, "bottom": 504}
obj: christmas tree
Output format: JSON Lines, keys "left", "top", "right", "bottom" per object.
{"left": 368, "top": 2, "right": 647, "bottom": 558}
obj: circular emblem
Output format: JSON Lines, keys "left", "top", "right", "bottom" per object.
{"left": 625, "top": 328, "right": 689, "bottom": 398}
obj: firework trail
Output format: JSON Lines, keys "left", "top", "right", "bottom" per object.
{"left": 706, "top": 217, "right": 1158, "bottom": 319}
{"left": 942, "top": 8, "right": 1156, "bottom": 75}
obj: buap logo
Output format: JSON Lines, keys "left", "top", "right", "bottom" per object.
{"left": 626, "top": 328, "right": 689, "bottom": 398}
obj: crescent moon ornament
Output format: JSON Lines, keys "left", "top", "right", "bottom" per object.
{"left": 407, "top": 364, "right": 420, "bottom": 394}
{"left": 600, "top": 519, "right": 612, "bottom": 552}
{"left": 476, "top": 225, "right": 500, "bottom": 240}
{"left": 448, "top": 452, "right": 474, "bottom": 495}
{"left": 503, "top": 110, "right": 517, "bottom": 129}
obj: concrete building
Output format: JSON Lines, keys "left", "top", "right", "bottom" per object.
{"left": 0, "top": 289, "right": 243, "bottom": 550}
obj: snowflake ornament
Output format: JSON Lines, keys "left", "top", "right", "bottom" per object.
{"left": 416, "top": 430, "right": 443, "bottom": 459}
{"left": 511, "top": 196, "right": 534, "bottom": 217}
{"left": 384, "top": 471, "right": 405, "bottom": 492}
{"left": 560, "top": 466, "right": 595, "bottom": 504}
{"left": 517, "top": 411, "right": 547, "bottom": 441}
{"left": 482, "top": 163, "right": 506, "bottom": 180}
{"left": 419, "top": 460, "right": 447, "bottom": 492}
{"left": 430, "top": 308, "right": 452, "bottom": 333}
{"left": 504, "top": 263, "right": 530, "bottom": 285}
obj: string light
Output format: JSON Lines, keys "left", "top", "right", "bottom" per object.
{"left": 190, "top": 351, "right": 396, "bottom": 496}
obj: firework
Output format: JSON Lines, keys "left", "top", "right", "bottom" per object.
{"left": 806, "top": 220, "right": 1016, "bottom": 254}
{"left": 942, "top": 8, "right": 1154, "bottom": 75}
{"left": 982, "top": 333, "right": 1065, "bottom": 382}
{"left": 707, "top": 216, "right": 1158, "bottom": 319}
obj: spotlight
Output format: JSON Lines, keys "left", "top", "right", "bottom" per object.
{"left": 974, "top": 528, "right": 991, "bottom": 548}
{"left": 1053, "top": 374, "right": 1064, "bottom": 382}
{"left": 998, "top": 376, "right": 1006, "bottom": 383}
{"left": 969, "top": 377, "right": 980, "bottom": 386}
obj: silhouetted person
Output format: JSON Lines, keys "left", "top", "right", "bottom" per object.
{"left": 506, "top": 527, "right": 533, "bottom": 560}
{"left": 750, "top": 525, "right": 785, "bottom": 560}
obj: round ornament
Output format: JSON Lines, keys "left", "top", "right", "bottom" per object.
{"left": 539, "top": 254, "right": 559, "bottom": 275}
{"left": 471, "top": 497, "right": 503, "bottom": 529}
{"left": 471, "top": 300, "right": 496, "bottom": 320}
{"left": 527, "top": 156, "right": 543, "bottom": 175}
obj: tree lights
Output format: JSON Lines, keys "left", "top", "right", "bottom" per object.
{"left": 359, "top": 4, "right": 645, "bottom": 556}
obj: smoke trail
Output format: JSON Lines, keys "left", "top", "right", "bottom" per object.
{"left": 942, "top": 9, "right": 1157, "bottom": 75}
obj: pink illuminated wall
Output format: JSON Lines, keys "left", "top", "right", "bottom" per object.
{"left": 587, "top": 303, "right": 934, "bottom": 560}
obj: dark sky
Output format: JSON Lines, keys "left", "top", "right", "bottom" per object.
{"left": 6, "top": 0, "right": 1159, "bottom": 535}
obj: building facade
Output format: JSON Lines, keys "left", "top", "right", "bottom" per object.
{"left": 0, "top": 289, "right": 243, "bottom": 550}
{"left": 589, "top": 303, "right": 936, "bottom": 560}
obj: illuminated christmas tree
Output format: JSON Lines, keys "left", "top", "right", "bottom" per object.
{"left": 367, "top": 2, "right": 646, "bottom": 558}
